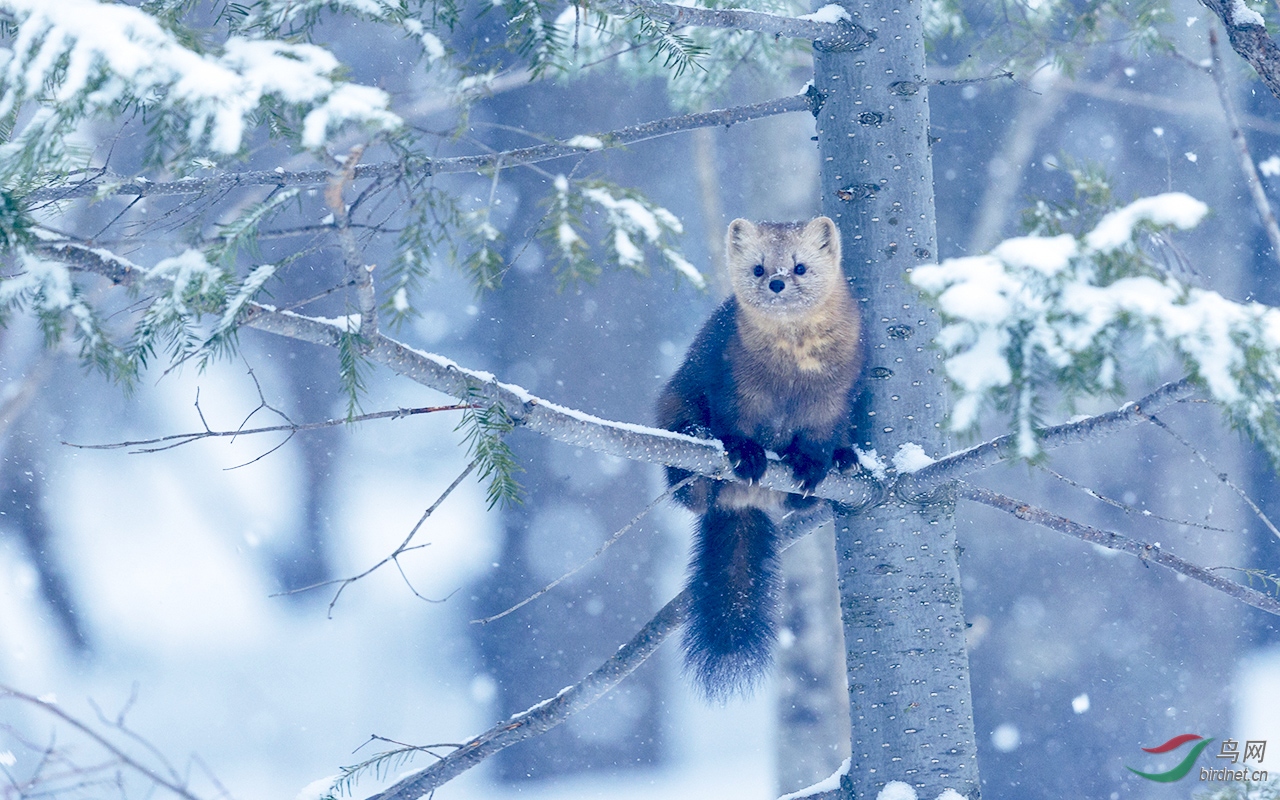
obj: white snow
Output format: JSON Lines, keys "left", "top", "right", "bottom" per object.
{"left": 1072, "top": 692, "right": 1090, "bottom": 713}
{"left": 0, "top": 751, "right": 14, "bottom": 767}
{"left": 1231, "top": 0, "right": 1266, "bottom": 26}
{"left": 664, "top": 248, "right": 707, "bottom": 289}
{"left": 877, "top": 781, "right": 918, "bottom": 800}
{"left": 935, "top": 791, "right": 967, "bottom": 800}
{"left": 294, "top": 775, "right": 339, "bottom": 800}
{"left": 1261, "top": 155, "right": 1280, "bottom": 176}
{"left": 798, "top": 4, "right": 851, "bottom": 23}
{"left": 777, "top": 757, "right": 850, "bottom": 800}
{"left": 1084, "top": 193, "right": 1208, "bottom": 253}
{"left": 0, "top": 0, "right": 401, "bottom": 154}
{"left": 892, "top": 442, "right": 936, "bottom": 473}
{"left": 564, "top": 135, "right": 604, "bottom": 150}
{"left": 906, "top": 191, "right": 1280, "bottom": 454}
{"left": 855, "top": 447, "right": 888, "bottom": 481}
{"left": 991, "top": 233, "right": 1077, "bottom": 275}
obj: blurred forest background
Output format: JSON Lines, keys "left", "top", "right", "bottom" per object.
{"left": 1, "top": 0, "right": 1279, "bottom": 798}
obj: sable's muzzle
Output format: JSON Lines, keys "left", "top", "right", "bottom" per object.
{"left": 769, "top": 279, "right": 785, "bottom": 293}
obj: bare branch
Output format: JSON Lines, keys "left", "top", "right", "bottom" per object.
{"left": 601, "top": 0, "right": 873, "bottom": 49}
{"left": 958, "top": 484, "right": 1280, "bottom": 617}
{"left": 63, "top": 403, "right": 473, "bottom": 454}
{"left": 900, "top": 378, "right": 1197, "bottom": 497}
{"left": 0, "top": 685, "right": 210, "bottom": 800}
{"left": 471, "top": 474, "right": 695, "bottom": 625}
{"left": 1209, "top": 26, "right": 1280, "bottom": 266}
{"left": 1037, "top": 464, "right": 1232, "bottom": 533}
{"left": 1140, "top": 411, "right": 1280, "bottom": 541}
{"left": 932, "top": 70, "right": 1015, "bottom": 87}
{"left": 1199, "top": 0, "right": 1280, "bottom": 102}
{"left": 277, "top": 459, "right": 478, "bottom": 617}
{"left": 362, "top": 506, "right": 833, "bottom": 800}
{"left": 28, "top": 93, "right": 820, "bottom": 204}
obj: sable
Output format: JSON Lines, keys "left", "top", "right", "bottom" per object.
{"left": 655, "top": 216, "right": 863, "bottom": 699}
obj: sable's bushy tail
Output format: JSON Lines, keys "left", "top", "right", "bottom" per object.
{"left": 682, "top": 505, "right": 781, "bottom": 700}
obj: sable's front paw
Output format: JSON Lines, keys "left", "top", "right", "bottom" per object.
{"left": 722, "top": 435, "right": 767, "bottom": 482}
{"left": 833, "top": 446, "right": 863, "bottom": 474}
{"left": 787, "top": 451, "right": 830, "bottom": 493}
{"left": 784, "top": 438, "right": 833, "bottom": 492}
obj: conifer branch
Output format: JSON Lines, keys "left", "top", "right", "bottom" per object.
{"left": 28, "top": 94, "right": 820, "bottom": 205}
{"left": 958, "top": 484, "right": 1280, "bottom": 617}
{"left": 600, "top": 0, "right": 873, "bottom": 49}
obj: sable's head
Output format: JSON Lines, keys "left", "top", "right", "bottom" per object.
{"left": 726, "top": 217, "right": 843, "bottom": 317}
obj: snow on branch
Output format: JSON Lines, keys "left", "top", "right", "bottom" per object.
{"left": 1199, "top": 0, "right": 1280, "bottom": 103}
{"left": 910, "top": 192, "right": 1280, "bottom": 464}
{"left": 28, "top": 92, "right": 817, "bottom": 204}
{"left": 36, "top": 241, "right": 876, "bottom": 506}
{"left": 600, "top": 0, "right": 873, "bottom": 49}
{"left": 0, "top": 0, "right": 400, "bottom": 167}
{"left": 899, "top": 378, "right": 1196, "bottom": 496}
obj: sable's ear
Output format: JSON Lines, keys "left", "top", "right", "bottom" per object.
{"left": 726, "top": 218, "right": 755, "bottom": 258}
{"left": 803, "top": 216, "right": 840, "bottom": 256}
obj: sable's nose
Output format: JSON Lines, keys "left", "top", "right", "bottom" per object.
{"left": 769, "top": 278, "right": 785, "bottom": 293}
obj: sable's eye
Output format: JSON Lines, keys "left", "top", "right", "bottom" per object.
{"left": 753, "top": 265, "right": 765, "bottom": 277}
{"left": 795, "top": 263, "right": 807, "bottom": 275}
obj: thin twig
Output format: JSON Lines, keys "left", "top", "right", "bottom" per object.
{"left": 28, "top": 94, "right": 820, "bottom": 204}
{"left": 0, "top": 685, "right": 209, "bottom": 800}
{"left": 958, "top": 484, "right": 1280, "bottom": 617}
{"left": 471, "top": 474, "right": 695, "bottom": 625}
{"left": 275, "top": 459, "right": 478, "bottom": 617}
{"left": 1209, "top": 26, "right": 1280, "bottom": 266}
{"left": 1141, "top": 412, "right": 1280, "bottom": 542}
{"left": 1037, "top": 464, "right": 1232, "bottom": 533}
{"left": 64, "top": 404, "right": 473, "bottom": 453}
{"left": 932, "top": 70, "right": 1015, "bottom": 87}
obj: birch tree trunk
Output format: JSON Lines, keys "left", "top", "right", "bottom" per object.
{"left": 814, "top": 0, "right": 982, "bottom": 795}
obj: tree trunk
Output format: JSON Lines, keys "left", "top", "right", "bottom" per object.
{"left": 814, "top": 0, "right": 981, "bottom": 795}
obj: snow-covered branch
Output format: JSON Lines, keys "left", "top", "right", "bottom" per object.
{"left": 1198, "top": 0, "right": 1280, "bottom": 102}
{"left": 40, "top": 241, "right": 876, "bottom": 505}
{"left": 899, "top": 378, "right": 1196, "bottom": 497}
{"left": 28, "top": 93, "right": 818, "bottom": 204}
{"left": 960, "top": 485, "right": 1280, "bottom": 617}
{"left": 910, "top": 191, "right": 1280, "bottom": 464}
{"left": 0, "top": 0, "right": 399, "bottom": 172}
{"left": 601, "top": 0, "right": 873, "bottom": 50}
